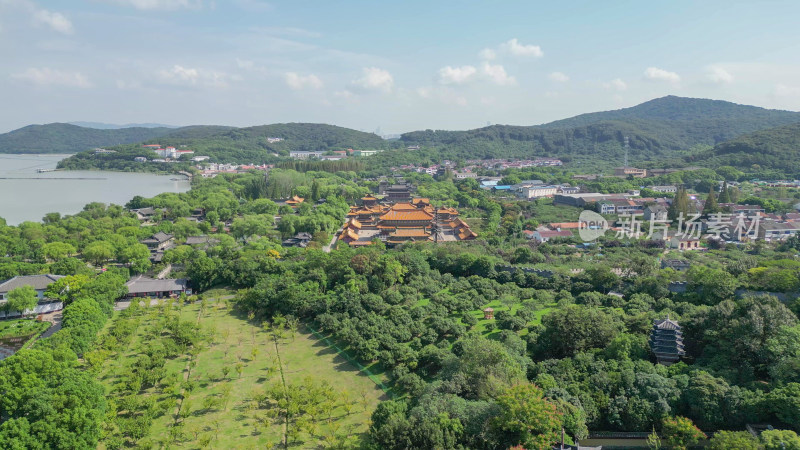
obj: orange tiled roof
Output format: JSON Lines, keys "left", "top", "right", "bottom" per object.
{"left": 412, "top": 197, "right": 430, "bottom": 205}
{"left": 438, "top": 207, "right": 459, "bottom": 214}
{"left": 348, "top": 240, "right": 373, "bottom": 246}
{"left": 548, "top": 222, "right": 582, "bottom": 230}
{"left": 346, "top": 218, "right": 362, "bottom": 229}
{"left": 380, "top": 210, "right": 434, "bottom": 221}
{"left": 340, "top": 228, "right": 359, "bottom": 241}
{"left": 286, "top": 195, "right": 304, "bottom": 204}
{"left": 390, "top": 228, "right": 430, "bottom": 237}
{"left": 458, "top": 228, "right": 478, "bottom": 240}
{"left": 391, "top": 202, "right": 418, "bottom": 211}
{"left": 362, "top": 195, "right": 377, "bottom": 200}
{"left": 449, "top": 218, "right": 469, "bottom": 229}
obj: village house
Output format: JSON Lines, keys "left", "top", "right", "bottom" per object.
{"left": 614, "top": 166, "right": 648, "bottom": 178}
{"left": 643, "top": 204, "right": 668, "bottom": 222}
{"left": 130, "top": 207, "right": 163, "bottom": 221}
{"left": 758, "top": 221, "right": 800, "bottom": 241}
{"left": 124, "top": 275, "right": 191, "bottom": 299}
{"left": 547, "top": 222, "right": 583, "bottom": 231}
{"left": 289, "top": 151, "right": 325, "bottom": 159}
{"left": 0, "top": 274, "right": 65, "bottom": 318}
{"left": 532, "top": 230, "right": 573, "bottom": 243}
{"left": 649, "top": 185, "right": 678, "bottom": 193}
{"left": 282, "top": 232, "right": 313, "bottom": 248}
{"left": 669, "top": 236, "right": 702, "bottom": 250}
{"left": 558, "top": 186, "right": 581, "bottom": 195}
{"left": 141, "top": 232, "right": 174, "bottom": 251}
{"left": 661, "top": 259, "right": 691, "bottom": 271}
{"left": 518, "top": 185, "right": 559, "bottom": 199}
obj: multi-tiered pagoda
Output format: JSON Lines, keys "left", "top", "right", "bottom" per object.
{"left": 649, "top": 317, "right": 685, "bottom": 366}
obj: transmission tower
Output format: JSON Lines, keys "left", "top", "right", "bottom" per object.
{"left": 623, "top": 136, "right": 630, "bottom": 167}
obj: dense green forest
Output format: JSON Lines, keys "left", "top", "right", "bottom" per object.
{"left": 144, "top": 123, "right": 394, "bottom": 163}
{"left": 56, "top": 146, "right": 194, "bottom": 173}
{"left": 688, "top": 122, "right": 800, "bottom": 176}
{"left": 0, "top": 123, "right": 176, "bottom": 154}
{"left": 398, "top": 96, "right": 800, "bottom": 168}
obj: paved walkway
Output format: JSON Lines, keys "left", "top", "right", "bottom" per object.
{"left": 323, "top": 231, "right": 340, "bottom": 253}
{"left": 38, "top": 311, "right": 63, "bottom": 339}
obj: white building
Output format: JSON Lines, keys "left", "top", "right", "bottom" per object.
{"left": 289, "top": 151, "right": 325, "bottom": 159}
{"left": 519, "top": 185, "right": 558, "bottom": 199}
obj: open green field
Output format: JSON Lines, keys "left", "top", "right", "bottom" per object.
{"left": 95, "top": 298, "right": 387, "bottom": 449}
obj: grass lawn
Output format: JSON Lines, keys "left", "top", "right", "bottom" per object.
{"left": 465, "top": 300, "right": 556, "bottom": 339}
{"left": 0, "top": 318, "right": 49, "bottom": 340}
{"left": 97, "top": 297, "right": 387, "bottom": 449}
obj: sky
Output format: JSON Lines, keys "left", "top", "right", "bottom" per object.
{"left": 2, "top": 0, "right": 800, "bottom": 134}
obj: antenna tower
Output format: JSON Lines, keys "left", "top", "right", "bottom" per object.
{"left": 623, "top": 136, "right": 630, "bottom": 167}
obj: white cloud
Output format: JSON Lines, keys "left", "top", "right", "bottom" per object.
{"left": 156, "top": 65, "right": 231, "bottom": 88}
{"left": 481, "top": 62, "right": 516, "bottom": 86}
{"left": 644, "top": 67, "right": 681, "bottom": 83}
{"left": 478, "top": 48, "right": 496, "bottom": 60}
{"left": 352, "top": 67, "right": 393, "bottom": 93}
{"left": 706, "top": 66, "right": 733, "bottom": 84}
{"left": 100, "top": 0, "right": 203, "bottom": 11}
{"left": 33, "top": 8, "right": 73, "bottom": 34}
{"left": 12, "top": 67, "right": 91, "bottom": 88}
{"left": 160, "top": 65, "right": 198, "bottom": 83}
{"left": 437, "top": 65, "right": 477, "bottom": 85}
{"left": 284, "top": 72, "right": 323, "bottom": 90}
{"left": 549, "top": 71, "right": 569, "bottom": 82}
{"left": 501, "top": 38, "right": 543, "bottom": 58}
{"left": 603, "top": 78, "right": 627, "bottom": 91}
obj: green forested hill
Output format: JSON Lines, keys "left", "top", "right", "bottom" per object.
{"left": 0, "top": 123, "right": 175, "bottom": 154}
{"left": 399, "top": 96, "right": 800, "bottom": 167}
{"left": 146, "top": 123, "right": 391, "bottom": 162}
{"left": 688, "top": 121, "right": 800, "bottom": 176}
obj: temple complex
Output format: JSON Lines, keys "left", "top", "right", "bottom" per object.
{"left": 339, "top": 195, "right": 477, "bottom": 247}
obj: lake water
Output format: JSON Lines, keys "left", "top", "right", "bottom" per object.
{"left": 0, "top": 154, "right": 190, "bottom": 225}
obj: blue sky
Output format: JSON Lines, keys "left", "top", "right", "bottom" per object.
{"left": 2, "top": 0, "right": 800, "bottom": 134}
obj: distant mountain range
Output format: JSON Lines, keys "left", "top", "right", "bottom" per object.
{"left": 68, "top": 122, "right": 179, "bottom": 130}
{"left": 687, "top": 122, "right": 800, "bottom": 174}
{"left": 3, "top": 97, "right": 799, "bottom": 173}
{"left": 398, "top": 96, "right": 800, "bottom": 166}
{"left": 0, "top": 123, "right": 177, "bottom": 154}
